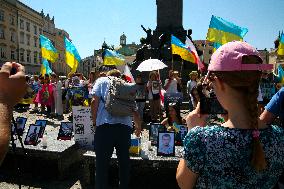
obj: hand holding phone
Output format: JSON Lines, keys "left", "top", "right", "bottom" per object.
{"left": 0, "top": 62, "right": 26, "bottom": 106}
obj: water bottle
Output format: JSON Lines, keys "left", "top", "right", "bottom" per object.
{"left": 42, "top": 134, "right": 47, "bottom": 148}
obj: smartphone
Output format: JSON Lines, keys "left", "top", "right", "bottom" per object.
{"left": 200, "top": 97, "right": 228, "bottom": 114}
{"left": 10, "top": 67, "right": 17, "bottom": 75}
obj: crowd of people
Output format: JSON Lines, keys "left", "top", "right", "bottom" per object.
{"left": 1, "top": 41, "right": 284, "bottom": 188}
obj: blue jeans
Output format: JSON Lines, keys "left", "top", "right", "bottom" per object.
{"left": 136, "top": 101, "right": 145, "bottom": 120}
{"left": 95, "top": 123, "right": 132, "bottom": 189}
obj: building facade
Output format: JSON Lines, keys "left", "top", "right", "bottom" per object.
{"left": 79, "top": 55, "right": 95, "bottom": 77}
{"left": 16, "top": 1, "right": 44, "bottom": 74}
{"left": 0, "top": 0, "right": 71, "bottom": 75}
{"left": 0, "top": 0, "right": 18, "bottom": 67}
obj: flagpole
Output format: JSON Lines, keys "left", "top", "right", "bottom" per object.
{"left": 180, "top": 59, "right": 184, "bottom": 75}
{"left": 171, "top": 54, "right": 174, "bottom": 70}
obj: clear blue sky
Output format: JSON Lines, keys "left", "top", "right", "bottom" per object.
{"left": 20, "top": 0, "right": 284, "bottom": 58}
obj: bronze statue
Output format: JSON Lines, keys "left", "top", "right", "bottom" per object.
{"left": 141, "top": 25, "right": 152, "bottom": 45}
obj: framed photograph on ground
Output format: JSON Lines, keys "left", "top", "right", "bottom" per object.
{"left": 157, "top": 132, "right": 175, "bottom": 157}
{"left": 24, "top": 125, "right": 41, "bottom": 146}
{"left": 175, "top": 125, "right": 188, "bottom": 146}
{"left": 35, "top": 120, "right": 47, "bottom": 138}
{"left": 149, "top": 123, "right": 165, "bottom": 146}
{"left": 12, "top": 117, "right": 27, "bottom": 136}
{"left": 57, "top": 122, "right": 73, "bottom": 140}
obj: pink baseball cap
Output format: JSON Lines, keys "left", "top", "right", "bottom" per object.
{"left": 204, "top": 41, "right": 273, "bottom": 82}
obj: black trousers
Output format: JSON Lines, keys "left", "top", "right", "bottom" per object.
{"left": 95, "top": 123, "right": 132, "bottom": 189}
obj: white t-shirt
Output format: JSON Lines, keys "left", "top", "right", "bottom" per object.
{"left": 164, "top": 79, "right": 178, "bottom": 93}
{"left": 187, "top": 80, "right": 197, "bottom": 94}
{"left": 257, "top": 85, "right": 263, "bottom": 102}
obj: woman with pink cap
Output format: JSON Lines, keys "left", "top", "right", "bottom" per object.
{"left": 176, "top": 41, "right": 284, "bottom": 188}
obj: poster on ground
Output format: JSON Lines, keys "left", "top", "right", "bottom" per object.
{"left": 72, "top": 106, "right": 95, "bottom": 150}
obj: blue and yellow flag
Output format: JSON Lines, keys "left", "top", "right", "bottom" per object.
{"left": 103, "top": 49, "right": 125, "bottom": 66}
{"left": 277, "top": 64, "right": 284, "bottom": 84}
{"left": 40, "top": 35, "right": 58, "bottom": 63}
{"left": 206, "top": 15, "right": 248, "bottom": 51}
{"left": 278, "top": 33, "right": 284, "bottom": 56}
{"left": 171, "top": 35, "right": 197, "bottom": 63}
{"left": 40, "top": 58, "right": 52, "bottom": 76}
{"left": 65, "top": 37, "right": 81, "bottom": 74}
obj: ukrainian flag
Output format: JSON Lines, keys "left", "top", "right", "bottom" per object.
{"left": 103, "top": 49, "right": 125, "bottom": 66}
{"left": 277, "top": 64, "right": 284, "bottom": 84}
{"left": 171, "top": 35, "right": 196, "bottom": 63}
{"left": 40, "top": 35, "right": 58, "bottom": 63}
{"left": 278, "top": 33, "right": 284, "bottom": 56}
{"left": 40, "top": 58, "right": 52, "bottom": 76}
{"left": 65, "top": 37, "right": 81, "bottom": 74}
{"left": 207, "top": 15, "right": 248, "bottom": 51}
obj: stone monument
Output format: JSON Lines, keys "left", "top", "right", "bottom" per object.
{"left": 135, "top": 0, "right": 196, "bottom": 80}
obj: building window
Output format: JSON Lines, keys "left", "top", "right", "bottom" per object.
{"left": 11, "top": 50, "right": 15, "bottom": 60}
{"left": 20, "top": 50, "right": 24, "bottom": 62}
{"left": 27, "top": 51, "right": 31, "bottom": 63}
{"left": 0, "top": 10, "right": 4, "bottom": 21}
{"left": 34, "top": 25, "right": 37, "bottom": 35}
{"left": 10, "top": 15, "right": 15, "bottom": 25}
{"left": 34, "top": 51, "right": 38, "bottom": 63}
{"left": 20, "top": 19, "right": 24, "bottom": 29}
{"left": 39, "top": 28, "right": 42, "bottom": 35}
{"left": 26, "top": 34, "right": 30, "bottom": 46}
{"left": 26, "top": 22, "right": 30, "bottom": 32}
{"left": 10, "top": 31, "right": 16, "bottom": 42}
{"left": 0, "top": 46, "right": 6, "bottom": 58}
{"left": 34, "top": 37, "right": 37, "bottom": 47}
{"left": 0, "top": 26, "right": 4, "bottom": 39}
{"left": 20, "top": 32, "right": 24, "bottom": 44}
{"left": 39, "top": 53, "right": 42, "bottom": 63}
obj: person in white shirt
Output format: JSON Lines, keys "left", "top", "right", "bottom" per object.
{"left": 186, "top": 71, "right": 198, "bottom": 111}
{"left": 164, "top": 70, "right": 178, "bottom": 93}
{"left": 147, "top": 71, "right": 161, "bottom": 121}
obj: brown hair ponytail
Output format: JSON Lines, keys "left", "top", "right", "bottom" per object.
{"left": 247, "top": 82, "right": 267, "bottom": 171}
{"left": 214, "top": 69, "right": 267, "bottom": 171}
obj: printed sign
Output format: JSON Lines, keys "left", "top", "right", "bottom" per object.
{"left": 260, "top": 82, "right": 276, "bottom": 100}
{"left": 72, "top": 106, "right": 95, "bottom": 150}
{"left": 164, "top": 92, "right": 183, "bottom": 108}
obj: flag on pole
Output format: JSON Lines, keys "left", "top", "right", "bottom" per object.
{"left": 278, "top": 32, "right": 284, "bottom": 56}
{"left": 103, "top": 49, "right": 125, "bottom": 66}
{"left": 116, "top": 64, "right": 135, "bottom": 83}
{"left": 123, "top": 65, "right": 135, "bottom": 83}
{"left": 65, "top": 37, "right": 81, "bottom": 74}
{"left": 185, "top": 36, "right": 205, "bottom": 71}
{"left": 206, "top": 15, "right": 248, "bottom": 51}
{"left": 40, "top": 35, "right": 58, "bottom": 63}
{"left": 40, "top": 58, "right": 52, "bottom": 75}
{"left": 171, "top": 35, "right": 197, "bottom": 63}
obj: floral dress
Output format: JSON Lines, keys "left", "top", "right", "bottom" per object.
{"left": 183, "top": 125, "right": 284, "bottom": 189}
